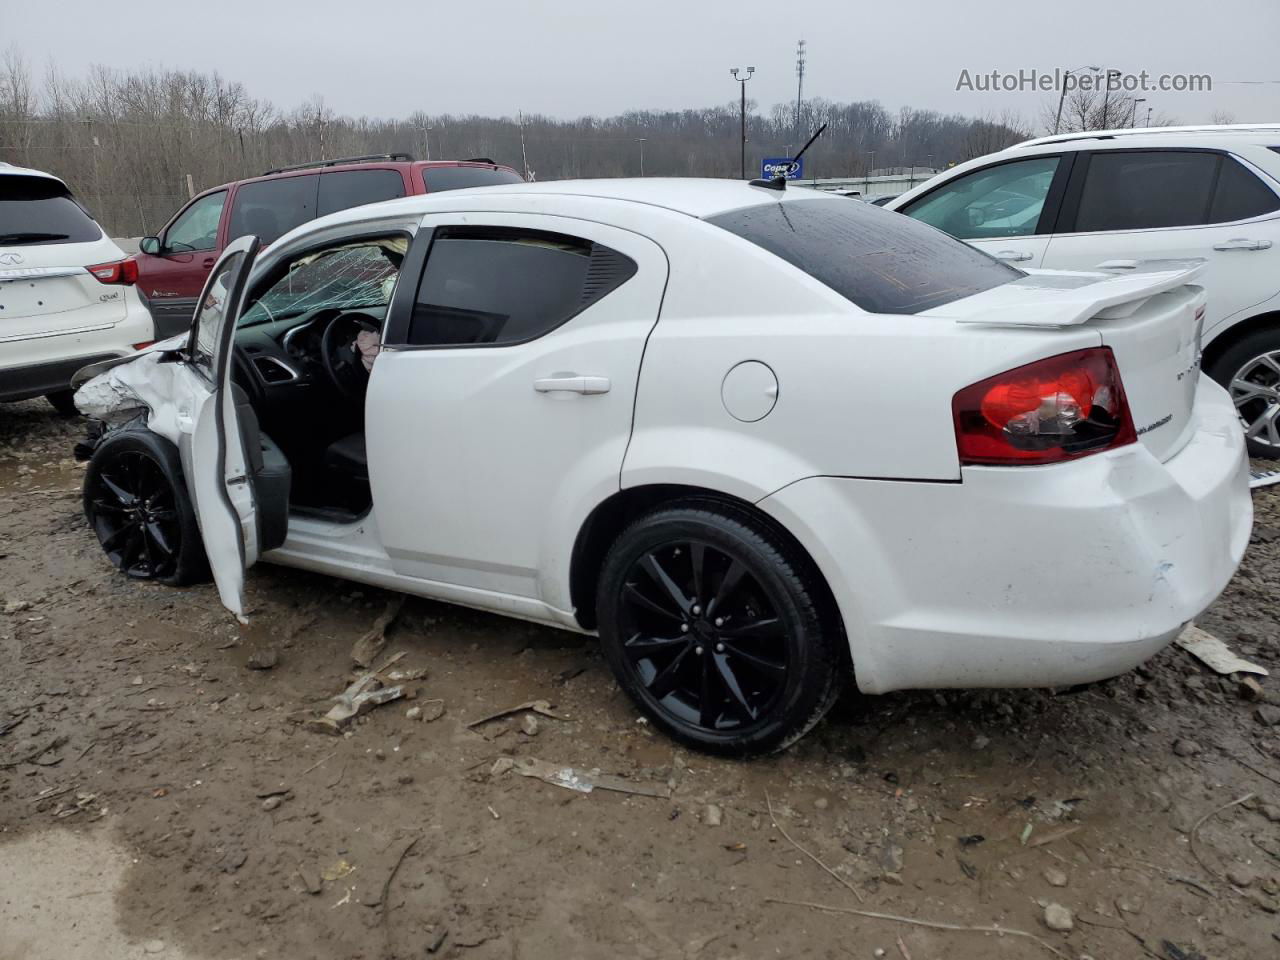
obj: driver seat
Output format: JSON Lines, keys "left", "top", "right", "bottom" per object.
{"left": 324, "top": 432, "right": 367, "bottom": 479}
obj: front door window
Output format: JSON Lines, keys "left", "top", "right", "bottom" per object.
{"left": 900, "top": 157, "right": 1060, "bottom": 240}
{"left": 165, "top": 190, "right": 226, "bottom": 253}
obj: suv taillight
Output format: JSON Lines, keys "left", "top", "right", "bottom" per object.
{"left": 85, "top": 258, "right": 138, "bottom": 285}
{"left": 953, "top": 347, "right": 1137, "bottom": 466}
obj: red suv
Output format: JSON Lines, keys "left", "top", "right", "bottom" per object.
{"left": 134, "top": 154, "right": 523, "bottom": 336}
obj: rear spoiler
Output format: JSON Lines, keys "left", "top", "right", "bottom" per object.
{"left": 948, "top": 259, "right": 1207, "bottom": 329}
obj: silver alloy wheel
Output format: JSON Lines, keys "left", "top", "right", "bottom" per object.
{"left": 1230, "top": 349, "right": 1280, "bottom": 451}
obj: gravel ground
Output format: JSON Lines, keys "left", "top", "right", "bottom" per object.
{"left": 2, "top": 398, "right": 1279, "bottom": 960}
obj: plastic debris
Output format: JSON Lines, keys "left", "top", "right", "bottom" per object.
{"left": 350, "top": 597, "right": 405, "bottom": 668}
{"left": 513, "top": 757, "right": 671, "bottom": 799}
{"left": 1175, "top": 625, "right": 1269, "bottom": 676}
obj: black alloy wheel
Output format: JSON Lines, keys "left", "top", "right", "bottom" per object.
{"left": 83, "top": 428, "right": 208, "bottom": 585}
{"left": 598, "top": 502, "right": 842, "bottom": 755}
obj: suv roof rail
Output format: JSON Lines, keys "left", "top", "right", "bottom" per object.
{"left": 261, "top": 153, "right": 416, "bottom": 176}
{"left": 1015, "top": 123, "right": 1280, "bottom": 149}
{"left": 464, "top": 157, "right": 497, "bottom": 165}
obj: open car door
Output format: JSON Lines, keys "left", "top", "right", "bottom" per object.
{"left": 174, "top": 235, "right": 261, "bottom": 618}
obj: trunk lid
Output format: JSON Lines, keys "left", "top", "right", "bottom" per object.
{"left": 926, "top": 260, "right": 1208, "bottom": 463}
{"left": 0, "top": 235, "right": 131, "bottom": 341}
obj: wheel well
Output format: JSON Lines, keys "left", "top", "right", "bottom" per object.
{"left": 569, "top": 484, "right": 846, "bottom": 648}
{"left": 1203, "top": 310, "right": 1280, "bottom": 376}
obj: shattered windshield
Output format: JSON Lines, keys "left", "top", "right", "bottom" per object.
{"left": 238, "top": 238, "right": 406, "bottom": 327}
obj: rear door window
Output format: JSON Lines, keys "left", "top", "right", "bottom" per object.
{"left": 706, "top": 197, "right": 1019, "bottom": 315}
{"left": 164, "top": 190, "right": 226, "bottom": 252}
{"left": 422, "top": 166, "right": 524, "bottom": 193}
{"left": 228, "top": 175, "right": 319, "bottom": 245}
{"left": 0, "top": 175, "right": 102, "bottom": 245}
{"left": 317, "top": 169, "right": 406, "bottom": 217}
{"left": 1073, "top": 151, "right": 1218, "bottom": 232}
{"left": 406, "top": 227, "right": 635, "bottom": 345}
{"left": 1209, "top": 156, "right": 1280, "bottom": 222}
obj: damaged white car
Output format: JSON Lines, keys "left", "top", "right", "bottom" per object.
{"left": 73, "top": 179, "right": 1252, "bottom": 754}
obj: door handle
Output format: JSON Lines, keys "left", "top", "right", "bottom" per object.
{"left": 202, "top": 256, "right": 216, "bottom": 267}
{"left": 534, "top": 375, "right": 611, "bottom": 395}
{"left": 994, "top": 250, "right": 1033, "bottom": 262}
{"left": 1096, "top": 259, "right": 1140, "bottom": 270}
{"left": 1212, "top": 238, "right": 1272, "bottom": 252}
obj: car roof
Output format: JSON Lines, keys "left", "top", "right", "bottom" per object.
{"left": 0, "top": 162, "right": 63, "bottom": 183}
{"left": 1011, "top": 123, "right": 1280, "bottom": 153}
{"left": 344, "top": 177, "right": 837, "bottom": 221}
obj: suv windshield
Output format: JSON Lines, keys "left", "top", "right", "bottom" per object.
{"left": 238, "top": 238, "right": 405, "bottom": 327}
{"left": 706, "top": 197, "right": 1019, "bottom": 314}
{"left": 0, "top": 175, "right": 102, "bottom": 246}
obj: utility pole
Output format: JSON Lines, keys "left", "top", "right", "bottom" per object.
{"left": 730, "top": 66, "right": 755, "bottom": 179}
{"left": 794, "top": 40, "right": 806, "bottom": 148}
{"left": 1146, "top": 105, "right": 1153, "bottom": 127}
{"left": 518, "top": 111, "right": 530, "bottom": 181}
{"left": 1131, "top": 97, "right": 1146, "bottom": 128}
{"left": 636, "top": 137, "right": 646, "bottom": 176}
{"left": 1100, "top": 69, "right": 1120, "bottom": 129}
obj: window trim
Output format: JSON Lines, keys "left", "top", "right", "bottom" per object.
{"left": 1053, "top": 146, "right": 1280, "bottom": 236}
{"left": 897, "top": 152, "right": 1074, "bottom": 241}
{"left": 382, "top": 224, "right": 637, "bottom": 350}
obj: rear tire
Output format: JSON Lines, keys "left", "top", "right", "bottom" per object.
{"left": 1205, "top": 327, "right": 1280, "bottom": 459}
{"left": 596, "top": 500, "right": 843, "bottom": 756}
{"left": 83, "top": 427, "right": 209, "bottom": 586}
{"left": 46, "top": 390, "right": 80, "bottom": 417}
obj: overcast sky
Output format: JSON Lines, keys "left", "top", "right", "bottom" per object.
{"left": 7, "top": 0, "right": 1279, "bottom": 127}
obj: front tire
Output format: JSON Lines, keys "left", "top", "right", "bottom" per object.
{"left": 1205, "top": 327, "right": 1280, "bottom": 459}
{"left": 596, "top": 501, "right": 843, "bottom": 756}
{"left": 83, "top": 427, "right": 209, "bottom": 585}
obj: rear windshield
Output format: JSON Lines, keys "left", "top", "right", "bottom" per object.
{"left": 0, "top": 175, "right": 102, "bottom": 245}
{"left": 705, "top": 196, "right": 1019, "bottom": 314}
{"left": 422, "top": 166, "right": 524, "bottom": 193}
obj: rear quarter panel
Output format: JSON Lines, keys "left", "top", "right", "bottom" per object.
{"left": 622, "top": 222, "right": 1101, "bottom": 494}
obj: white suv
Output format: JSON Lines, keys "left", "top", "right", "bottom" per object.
{"left": 0, "top": 163, "right": 154, "bottom": 414}
{"left": 887, "top": 125, "right": 1280, "bottom": 457}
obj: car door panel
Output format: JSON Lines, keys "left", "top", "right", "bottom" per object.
{"left": 366, "top": 214, "right": 668, "bottom": 612}
{"left": 174, "top": 236, "right": 262, "bottom": 617}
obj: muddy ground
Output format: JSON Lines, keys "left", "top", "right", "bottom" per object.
{"left": 2, "top": 399, "right": 1279, "bottom": 960}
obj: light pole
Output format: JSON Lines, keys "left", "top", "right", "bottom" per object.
{"left": 1100, "top": 68, "right": 1121, "bottom": 129}
{"left": 1054, "top": 65, "right": 1101, "bottom": 135}
{"left": 1131, "top": 97, "right": 1146, "bottom": 128}
{"left": 636, "top": 138, "right": 646, "bottom": 176}
{"left": 730, "top": 66, "right": 755, "bottom": 179}
{"left": 1146, "top": 105, "right": 1153, "bottom": 127}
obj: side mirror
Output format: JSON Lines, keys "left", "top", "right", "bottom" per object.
{"left": 139, "top": 236, "right": 161, "bottom": 255}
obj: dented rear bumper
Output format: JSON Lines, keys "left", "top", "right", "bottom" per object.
{"left": 759, "top": 374, "right": 1252, "bottom": 694}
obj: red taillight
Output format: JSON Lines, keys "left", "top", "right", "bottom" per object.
{"left": 953, "top": 347, "right": 1137, "bottom": 466}
{"left": 85, "top": 258, "right": 139, "bottom": 285}
{"left": 131, "top": 341, "right": 156, "bottom": 351}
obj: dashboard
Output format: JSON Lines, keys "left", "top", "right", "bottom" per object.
{"left": 232, "top": 305, "right": 386, "bottom": 400}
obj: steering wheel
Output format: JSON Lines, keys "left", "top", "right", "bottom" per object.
{"left": 320, "top": 312, "right": 378, "bottom": 399}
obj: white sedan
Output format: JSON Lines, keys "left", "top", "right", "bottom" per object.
{"left": 72, "top": 178, "right": 1252, "bottom": 754}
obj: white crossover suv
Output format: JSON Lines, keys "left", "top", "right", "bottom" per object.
{"left": 887, "top": 125, "right": 1280, "bottom": 457}
{"left": 72, "top": 179, "right": 1250, "bottom": 753}
{"left": 0, "top": 163, "right": 154, "bottom": 413}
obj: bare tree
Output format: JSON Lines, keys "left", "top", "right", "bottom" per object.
{"left": 1, "top": 62, "right": 1050, "bottom": 236}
